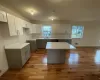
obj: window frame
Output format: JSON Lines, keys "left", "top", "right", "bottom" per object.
{"left": 42, "top": 25, "right": 52, "bottom": 38}
{"left": 71, "top": 25, "right": 84, "bottom": 38}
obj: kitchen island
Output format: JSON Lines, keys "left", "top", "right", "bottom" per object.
{"left": 46, "top": 42, "right": 76, "bottom": 64}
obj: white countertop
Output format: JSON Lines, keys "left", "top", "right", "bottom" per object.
{"left": 27, "top": 38, "right": 72, "bottom": 40}
{"left": 46, "top": 42, "right": 76, "bottom": 49}
{"left": 37, "top": 38, "right": 72, "bottom": 39}
{"left": 5, "top": 43, "right": 30, "bottom": 49}
{"left": 26, "top": 39, "right": 36, "bottom": 41}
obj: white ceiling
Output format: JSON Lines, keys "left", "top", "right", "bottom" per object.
{"left": 1, "top": 0, "right": 100, "bottom": 22}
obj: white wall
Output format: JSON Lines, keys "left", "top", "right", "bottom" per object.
{"left": 0, "top": 5, "right": 33, "bottom": 76}
{"left": 32, "top": 24, "right": 72, "bottom": 38}
{"left": 72, "top": 22, "right": 100, "bottom": 47}
{"left": 32, "top": 22, "right": 100, "bottom": 47}
{"left": 0, "top": 23, "right": 32, "bottom": 76}
{"left": 0, "top": 31, "right": 8, "bottom": 76}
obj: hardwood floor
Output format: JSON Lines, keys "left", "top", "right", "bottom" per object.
{"left": 1, "top": 47, "right": 100, "bottom": 80}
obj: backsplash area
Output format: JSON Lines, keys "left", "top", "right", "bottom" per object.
{"left": 32, "top": 33, "right": 71, "bottom": 39}
{"left": 0, "top": 23, "right": 32, "bottom": 76}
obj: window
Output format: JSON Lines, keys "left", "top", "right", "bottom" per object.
{"left": 42, "top": 26, "right": 52, "bottom": 38}
{"left": 72, "top": 25, "right": 84, "bottom": 38}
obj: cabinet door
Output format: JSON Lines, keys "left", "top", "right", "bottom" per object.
{"left": 15, "top": 17, "right": 23, "bottom": 35}
{"left": 7, "top": 13, "right": 17, "bottom": 36}
{"left": 25, "top": 45, "right": 30, "bottom": 61}
{"left": 28, "top": 23, "right": 33, "bottom": 34}
{"left": 29, "top": 26, "right": 33, "bottom": 34}
{"left": 21, "top": 45, "right": 30, "bottom": 66}
{"left": 27, "top": 22, "right": 30, "bottom": 28}
{"left": 21, "top": 20, "right": 26, "bottom": 28}
{"left": 30, "top": 23, "right": 37, "bottom": 34}
{"left": 32, "top": 24, "right": 36, "bottom": 33}
{"left": 0, "top": 10, "right": 7, "bottom": 22}
{"left": 21, "top": 50, "right": 26, "bottom": 66}
{"left": 22, "top": 21, "right": 30, "bottom": 29}
{"left": 35, "top": 24, "right": 41, "bottom": 33}
{"left": 36, "top": 39, "right": 47, "bottom": 48}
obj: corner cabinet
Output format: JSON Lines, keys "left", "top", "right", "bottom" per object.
{"left": 0, "top": 10, "right": 7, "bottom": 22}
{"left": 7, "top": 13, "right": 18, "bottom": 36}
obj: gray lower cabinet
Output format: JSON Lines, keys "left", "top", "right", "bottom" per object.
{"left": 36, "top": 39, "right": 50, "bottom": 49}
{"left": 36, "top": 39, "right": 72, "bottom": 49}
{"left": 51, "top": 39, "right": 58, "bottom": 42}
{"left": 36, "top": 39, "right": 58, "bottom": 49}
{"left": 5, "top": 44, "right": 30, "bottom": 68}
{"left": 26, "top": 40, "right": 37, "bottom": 52}
{"left": 58, "top": 39, "right": 72, "bottom": 44}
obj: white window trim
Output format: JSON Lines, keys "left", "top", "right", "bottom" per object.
{"left": 42, "top": 25, "right": 52, "bottom": 38}
{"left": 71, "top": 25, "right": 84, "bottom": 38}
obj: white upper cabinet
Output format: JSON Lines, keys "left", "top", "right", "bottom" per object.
{"left": 21, "top": 19, "right": 26, "bottom": 28}
{"left": 15, "top": 17, "right": 23, "bottom": 35}
{"left": 5, "top": 13, "right": 33, "bottom": 36}
{"left": 26, "top": 22, "right": 30, "bottom": 28}
{"left": 29, "top": 23, "right": 33, "bottom": 34}
{"left": 29, "top": 24, "right": 37, "bottom": 34}
{"left": 7, "top": 13, "right": 17, "bottom": 36}
{"left": 32, "top": 24, "right": 36, "bottom": 33}
{"left": 0, "top": 10, "right": 7, "bottom": 22}
{"left": 22, "top": 20, "right": 30, "bottom": 28}
{"left": 28, "top": 24, "right": 41, "bottom": 34}
{"left": 35, "top": 24, "right": 42, "bottom": 33}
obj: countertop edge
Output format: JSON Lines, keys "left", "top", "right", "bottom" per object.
{"left": 5, "top": 43, "right": 30, "bottom": 49}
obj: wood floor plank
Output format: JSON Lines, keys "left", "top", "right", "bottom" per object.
{"left": 1, "top": 48, "right": 100, "bottom": 80}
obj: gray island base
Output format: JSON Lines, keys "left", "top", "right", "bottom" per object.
{"left": 47, "top": 49, "right": 66, "bottom": 64}
{"left": 46, "top": 42, "right": 76, "bottom": 64}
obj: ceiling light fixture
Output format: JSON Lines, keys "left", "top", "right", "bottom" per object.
{"left": 31, "top": 11, "right": 35, "bottom": 15}
{"left": 52, "top": 18, "right": 54, "bottom": 21}
{"left": 26, "top": 8, "right": 38, "bottom": 16}
{"left": 48, "top": 10, "right": 58, "bottom": 21}
{"left": 49, "top": 16, "right": 57, "bottom": 21}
